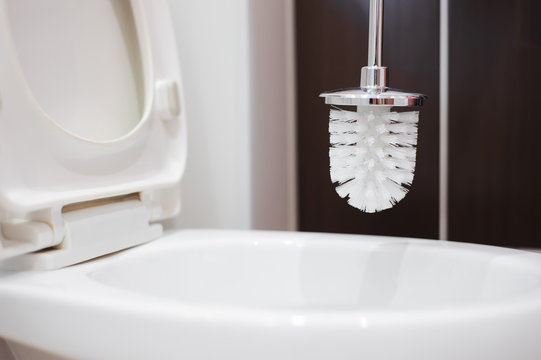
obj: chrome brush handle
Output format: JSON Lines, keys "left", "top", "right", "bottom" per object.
{"left": 367, "top": 0, "right": 383, "bottom": 67}
{"left": 320, "top": 0, "right": 426, "bottom": 106}
{"left": 361, "top": 0, "right": 388, "bottom": 90}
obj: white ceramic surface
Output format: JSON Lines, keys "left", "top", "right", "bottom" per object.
{"left": 1, "top": 229, "right": 541, "bottom": 360}
{"left": 0, "top": 0, "right": 186, "bottom": 268}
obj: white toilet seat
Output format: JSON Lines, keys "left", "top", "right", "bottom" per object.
{"left": 0, "top": 0, "right": 187, "bottom": 269}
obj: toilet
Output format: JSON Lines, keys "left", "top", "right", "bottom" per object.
{"left": 3, "top": 1, "right": 541, "bottom": 360}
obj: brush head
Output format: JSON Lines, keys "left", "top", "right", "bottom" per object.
{"left": 329, "top": 106, "right": 419, "bottom": 212}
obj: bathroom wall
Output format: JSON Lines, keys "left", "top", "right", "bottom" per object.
{"left": 295, "top": 0, "right": 541, "bottom": 247}
{"left": 166, "top": 0, "right": 539, "bottom": 246}
{"left": 167, "top": 0, "right": 297, "bottom": 231}
{"left": 168, "top": 0, "right": 251, "bottom": 230}
{"left": 448, "top": 0, "right": 541, "bottom": 247}
{"left": 250, "top": 0, "right": 298, "bottom": 231}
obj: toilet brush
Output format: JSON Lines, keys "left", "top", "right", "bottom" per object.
{"left": 320, "top": 0, "right": 426, "bottom": 213}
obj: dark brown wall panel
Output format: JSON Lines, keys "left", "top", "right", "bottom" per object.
{"left": 449, "top": 0, "right": 541, "bottom": 247}
{"left": 295, "top": 0, "right": 440, "bottom": 238}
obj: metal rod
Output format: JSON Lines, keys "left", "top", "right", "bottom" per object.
{"left": 367, "top": 0, "right": 383, "bottom": 67}
{"left": 439, "top": 0, "right": 449, "bottom": 240}
{"left": 359, "top": 0, "right": 388, "bottom": 89}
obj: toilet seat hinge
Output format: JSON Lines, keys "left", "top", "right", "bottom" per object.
{"left": 0, "top": 194, "right": 163, "bottom": 270}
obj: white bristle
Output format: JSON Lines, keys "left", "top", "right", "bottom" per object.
{"left": 329, "top": 107, "right": 419, "bottom": 213}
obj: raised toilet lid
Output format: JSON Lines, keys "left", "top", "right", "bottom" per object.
{"left": 0, "top": 0, "right": 186, "bottom": 269}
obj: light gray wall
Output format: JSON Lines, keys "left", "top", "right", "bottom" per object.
{"left": 250, "top": 0, "right": 297, "bottom": 230}
{"left": 167, "top": 0, "right": 296, "bottom": 230}
{"left": 168, "top": 0, "right": 252, "bottom": 229}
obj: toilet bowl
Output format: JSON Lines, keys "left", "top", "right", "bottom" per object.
{"left": 2, "top": 229, "right": 541, "bottom": 360}
{"left": 2, "top": 1, "right": 541, "bottom": 360}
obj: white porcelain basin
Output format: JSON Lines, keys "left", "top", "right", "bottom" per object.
{"left": 1, "top": 230, "right": 541, "bottom": 360}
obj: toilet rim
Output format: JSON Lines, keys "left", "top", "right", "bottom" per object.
{"left": 2, "top": 230, "right": 541, "bottom": 325}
